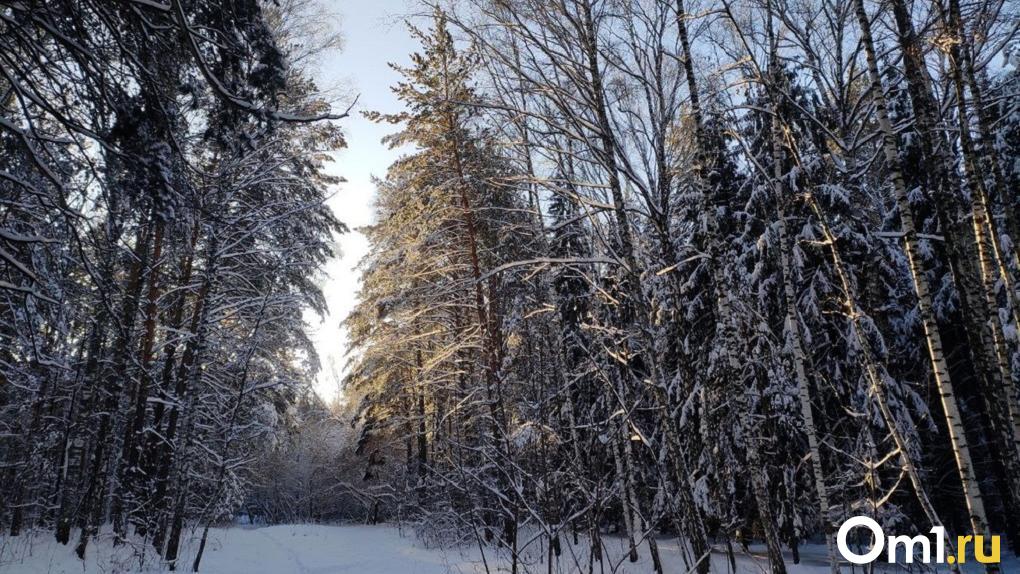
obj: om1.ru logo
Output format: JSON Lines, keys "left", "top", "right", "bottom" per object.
{"left": 837, "top": 516, "right": 1000, "bottom": 565}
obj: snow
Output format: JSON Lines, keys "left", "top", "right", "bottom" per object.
{"left": 2, "top": 524, "right": 1014, "bottom": 573}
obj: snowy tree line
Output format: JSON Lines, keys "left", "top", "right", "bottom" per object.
{"left": 0, "top": 0, "right": 349, "bottom": 569}
{"left": 342, "top": 1, "right": 1020, "bottom": 573}
{"left": 3, "top": 0, "right": 1020, "bottom": 572}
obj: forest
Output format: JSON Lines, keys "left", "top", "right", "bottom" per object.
{"left": 1, "top": 0, "right": 1019, "bottom": 573}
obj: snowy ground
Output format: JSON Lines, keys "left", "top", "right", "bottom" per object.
{"left": 1, "top": 524, "right": 1013, "bottom": 573}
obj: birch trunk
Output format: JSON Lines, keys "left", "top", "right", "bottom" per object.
{"left": 887, "top": 0, "right": 1020, "bottom": 526}
{"left": 611, "top": 425, "right": 641, "bottom": 562}
{"left": 888, "top": 0, "right": 1012, "bottom": 442}
{"left": 774, "top": 137, "right": 840, "bottom": 574}
{"left": 804, "top": 193, "right": 962, "bottom": 571}
{"left": 851, "top": 4, "right": 996, "bottom": 569}
{"left": 940, "top": 0, "right": 1020, "bottom": 463}
{"left": 953, "top": 3, "right": 1020, "bottom": 317}
{"left": 760, "top": 12, "right": 839, "bottom": 569}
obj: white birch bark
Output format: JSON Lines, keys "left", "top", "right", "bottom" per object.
{"left": 761, "top": 13, "right": 839, "bottom": 569}
{"left": 773, "top": 138, "right": 840, "bottom": 574}
{"left": 804, "top": 193, "right": 960, "bottom": 571}
{"left": 851, "top": 3, "right": 996, "bottom": 566}
{"left": 940, "top": 1, "right": 1020, "bottom": 465}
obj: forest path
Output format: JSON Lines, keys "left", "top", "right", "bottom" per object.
{"left": 199, "top": 524, "right": 468, "bottom": 573}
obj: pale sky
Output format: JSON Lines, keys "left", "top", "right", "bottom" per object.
{"left": 303, "top": 0, "right": 419, "bottom": 402}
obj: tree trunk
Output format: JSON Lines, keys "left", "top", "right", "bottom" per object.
{"left": 806, "top": 192, "right": 958, "bottom": 568}
{"left": 611, "top": 425, "right": 641, "bottom": 562}
{"left": 76, "top": 218, "right": 153, "bottom": 557}
{"left": 850, "top": 4, "right": 997, "bottom": 571}
{"left": 115, "top": 220, "right": 166, "bottom": 533}
{"left": 940, "top": 0, "right": 1020, "bottom": 462}
{"left": 580, "top": 0, "right": 713, "bottom": 566}
{"left": 774, "top": 119, "right": 840, "bottom": 574}
{"left": 887, "top": 0, "right": 1020, "bottom": 536}
{"left": 152, "top": 233, "right": 218, "bottom": 554}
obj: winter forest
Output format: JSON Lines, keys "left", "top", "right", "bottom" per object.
{"left": 1, "top": 0, "right": 1019, "bottom": 572}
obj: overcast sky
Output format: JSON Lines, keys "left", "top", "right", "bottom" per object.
{"left": 303, "top": 0, "right": 419, "bottom": 402}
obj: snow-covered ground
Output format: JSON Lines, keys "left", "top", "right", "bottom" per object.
{"left": 1, "top": 524, "right": 1013, "bottom": 573}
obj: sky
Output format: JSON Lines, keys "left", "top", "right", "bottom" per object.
{"left": 302, "top": 0, "right": 419, "bottom": 402}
